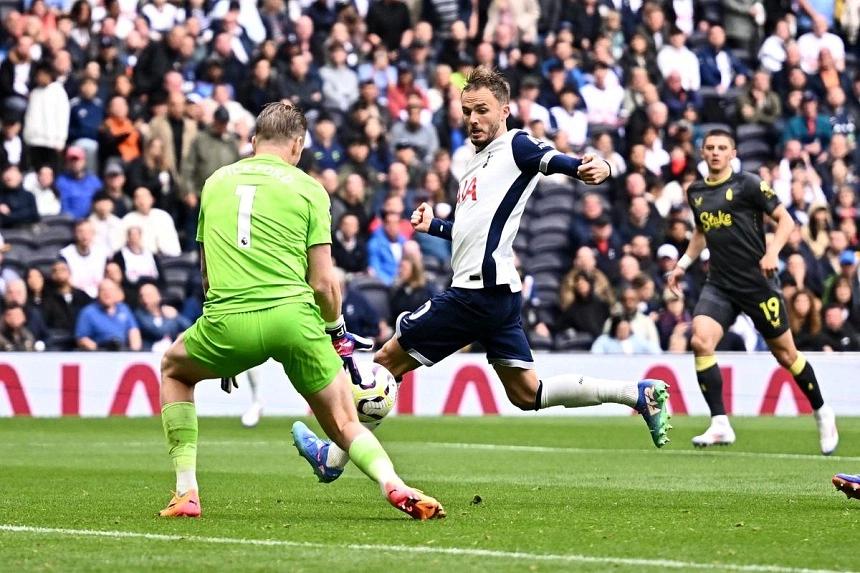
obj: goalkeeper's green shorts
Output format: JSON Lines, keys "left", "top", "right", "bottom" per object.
{"left": 182, "top": 303, "right": 342, "bottom": 396}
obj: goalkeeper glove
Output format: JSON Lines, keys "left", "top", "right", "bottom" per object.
{"left": 220, "top": 376, "right": 238, "bottom": 394}
{"left": 325, "top": 316, "right": 373, "bottom": 385}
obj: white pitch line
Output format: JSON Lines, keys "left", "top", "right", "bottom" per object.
{"left": 13, "top": 440, "right": 860, "bottom": 462}
{"left": 416, "top": 442, "right": 860, "bottom": 462}
{"left": 0, "top": 525, "right": 854, "bottom": 573}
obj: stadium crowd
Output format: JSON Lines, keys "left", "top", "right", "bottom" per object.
{"left": 0, "top": 0, "right": 856, "bottom": 354}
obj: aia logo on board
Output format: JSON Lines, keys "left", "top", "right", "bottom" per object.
{"left": 457, "top": 177, "right": 477, "bottom": 204}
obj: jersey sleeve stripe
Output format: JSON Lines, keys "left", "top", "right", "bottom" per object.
{"left": 538, "top": 150, "right": 561, "bottom": 174}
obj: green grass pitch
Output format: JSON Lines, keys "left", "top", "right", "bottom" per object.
{"left": 0, "top": 415, "right": 858, "bottom": 572}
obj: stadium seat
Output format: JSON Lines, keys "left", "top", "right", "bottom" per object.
{"left": 527, "top": 214, "right": 570, "bottom": 235}
{"left": 1, "top": 227, "right": 38, "bottom": 248}
{"left": 525, "top": 252, "right": 567, "bottom": 274}
{"left": 553, "top": 328, "right": 595, "bottom": 351}
{"left": 160, "top": 252, "right": 198, "bottom": 269}
{"left": 528, "top": 330, "right": 553, "bottom": 352}
{"left": 532, "top": 194, "right": 575, "bottom": 217}
{"left": 735, "top": 123, "right": 769, "bottom": 142}
{"left": 26, "top": 245, "right": 61, "bottom": 264}
{"left": 35, "top": 226, "right": 73, "bottom": 248}
{"left": 697, "top": 122, "right": 733, "bottom": 135}
{"left": 40, "top": 214, "right": 75, "bottom": 230}
{"left": 354, "top": 282, "right": 391, "bottom": 322}
{"left": 534, "top": 285, "right": 560, "bottom": 309}
{"left": 513, "top": 231, "right": 530, "bottom": 254}
{"left": 527, "top": 231, "right": 570, "bottom": 256}
{"left": 164, "top": 267, "right": 190, "bottom": 287}
{"left": 532, "top": 272, "right": 561, "bottom": 291}
{"left": 164, "top": 285, "right": 186, "bottom": 307}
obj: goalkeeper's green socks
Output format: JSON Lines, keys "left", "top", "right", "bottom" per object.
{"left": 162, "top": 402, "right": 199, "bottom": 495}
{"left": 348, "top": 432, "right": 401, "bottom": 489}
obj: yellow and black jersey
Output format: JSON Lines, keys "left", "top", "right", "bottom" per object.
{"left": 687, "top": 171, "right": 781, "bottom": 293}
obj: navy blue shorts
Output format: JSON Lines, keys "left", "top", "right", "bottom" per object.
{"left": 395, "top": 286, "right": 534, "bottom": 368}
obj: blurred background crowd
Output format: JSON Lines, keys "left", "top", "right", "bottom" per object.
{"left": 0, "top": 0, "right": 856, "bottom": 354}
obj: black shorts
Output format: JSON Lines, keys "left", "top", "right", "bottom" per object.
{"left": 396, "top": 286, "right": 534, "bottom": 368}
{"left": 693, "top": 279, "right": 789, "bottom": 340}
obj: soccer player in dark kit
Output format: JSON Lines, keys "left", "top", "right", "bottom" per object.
{"left": 666, "top": 129, "right": 838, "bottom": 455}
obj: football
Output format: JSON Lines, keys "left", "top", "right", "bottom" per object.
{"left": 352, "top": 363, "right": 398, "bottom": 426}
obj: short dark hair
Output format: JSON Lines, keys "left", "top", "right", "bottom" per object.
{"left": 463, "top": 66, "right": 510, "bottom": 105}
{"left": 702, "top": 128, "right": 736, "bottom": 149}
{"left": 255, "top": 101, "right": 307, "bottom": 145}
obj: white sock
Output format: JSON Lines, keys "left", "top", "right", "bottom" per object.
{"left": 325, "top": 421, "right": 379, "bottom": 470}
{"left": 711, "top": 415, "right": 731, "bottom": 427}
{"left": 540, "top": 374, "right": 639, "bottom": 409}
{"left": 177, "top": 469, "right": 198, "bottom": 495}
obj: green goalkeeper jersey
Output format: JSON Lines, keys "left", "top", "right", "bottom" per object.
{"left": 196, "top": 153, "right": 331, "bottom": 314}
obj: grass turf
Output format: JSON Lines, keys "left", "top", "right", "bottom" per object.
{"left": 0, "top": 415, "right": 858, "bottom": 572}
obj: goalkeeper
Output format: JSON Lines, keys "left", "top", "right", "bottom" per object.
{"left": 157, "top": 101, "right": 444, "bottom": 520}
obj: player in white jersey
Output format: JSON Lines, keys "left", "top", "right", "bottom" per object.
{"left": 293, "top": 67, "right": 672, "bottom": 483}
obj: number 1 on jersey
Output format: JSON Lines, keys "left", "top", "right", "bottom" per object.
{"left": 235, "top": 184, "right": 257, "bottom": 248}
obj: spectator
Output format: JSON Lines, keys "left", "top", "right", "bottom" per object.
{"left": 0, "top": 304, "right": 36, "bottom": 351}
{"left": 56, "top": 146, "right": 102, "bottom": 219}
{"left": 280, "top": 53, "right": 323, "bottom": 112}
{"left": 697, "top": 25, "right": 749, "bottom": 94}
{"left": 657, "top": 28, "right": 700, "bottom": 91}
{"left": 0, "top": 114, "right": 25, "bottom": 170}
{"left": 788, "top": 289, "right": 824, "bottom": 351}
{"left": 147, "top": 92, "right": 198, "bottom": 185}
{"left": 591, "top": 314, "right": 661, "bottom": 354}
{"left": 738, "top": 70, "right": 782, "bottom": 127}
{"left": 75, "top": 278, "right": 141, "bottom": 351}
{"left": 332, "top": 213, "right": 368, "bottom": 274}
{"left": 182, "top": 106, "right": 240, "bottom": 195}
{"left": 88, "top": 192, "right": 124, "bottom": 255}
{"left": 25, "top": 267, "right": 46, "bottom": 309}
{"left": 798, "top": 17, "right": 846, "bottom": 74}
{"left": 310, "top": 114, "right": 344, "bottom": 171}
{"left": 113, "top": 225, "right": 162, "bottom": 287}
{"left": 784, "top": 93, "right": 833, "bottom": 156}
{"left": 60, "top": 219, "right": 108, "bottom": 298}
{"left": 549, "top": 85, "right": 588, "bottom": 150}
{"left": 819, "top": 303, "right": 860, "bottom": 351}
{"left": 125, "top": 137, "right": 178, "bottom": 210}
{"left": 656, "top": 287, "right": 691, "bottom": 351}
{"left": 134, "top": 282, "right": 190, "bottom": 351}
{"left": 607, "top": 286, "right": 661, "bottom": 348}
{"left": 121, "top": 187, "right": 182, "bottom": 257}
{"left": 390, "top": 94, "right": 439, "bottom": 164}
{"left": 389, "top": 251, "right": 432, "bottom": 324}
{"left": 368, "top": 210, "right": 407, "bottom": 285}
{"left": 5, "top": 277, "right": 46, "bottom": 343}
{"left": 23, "top": 61, "right": 70, "bottom": 172}
{"left": 22, "top": 165, "right": 60, "bottom": 216}
{"left": 579, "top": 62, "right": 624, "bottom": 128}
{"left": 101, "top": 160, "right": 132, "bottom": 217}
{"left": 366, "top": 0, "right": 412, "bottom": 52}
{"left": 0, "top": 165, "right": 39, "bottom": 228}
{"left": 238, "top": 58, "right": 282, "bottom": 117}
{"left": 68, "top": 77, "right": 104, "bottom": 172}
{"left": 99, "top": 95, "right": 141, "bottom": 164}
{"left": 556, "top": 270, "right": 610, "bottom": 340}
{"left": 0, "top": 36, "right": 35, "bottom": 107}
{"left": 758, "top": 18, "right": 792, "bottom": 73}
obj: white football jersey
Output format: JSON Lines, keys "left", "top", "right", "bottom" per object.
{"left": 451, "top": 129, "right": 563, "bottom": 292}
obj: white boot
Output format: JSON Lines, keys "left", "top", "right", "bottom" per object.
{"left": 692, "top": 415, "right": 736, "bottom": 447}
{"left": 814, "top": 405, "right": 839, "bottom": 456}
{"left": 241, "top": 402, "right": 263, "bottom": 428}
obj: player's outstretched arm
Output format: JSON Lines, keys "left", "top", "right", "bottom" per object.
{"left": 512, "top": 131, "right": 611, "bottom": 185}
{"left": 667, "top": 227, "right": 707, "bottom": 295}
